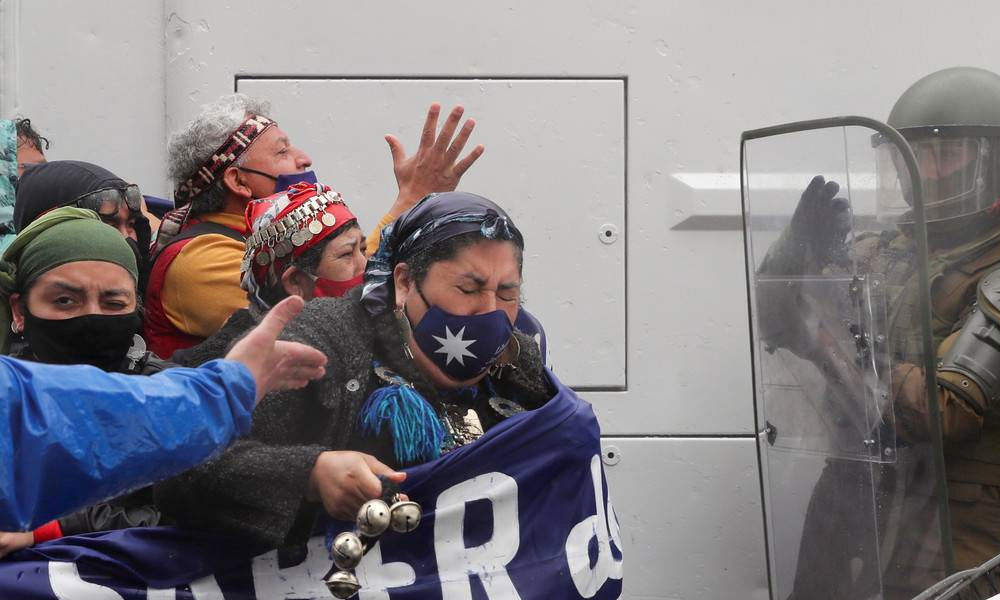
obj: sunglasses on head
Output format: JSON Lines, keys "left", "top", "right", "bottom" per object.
{"left": 71, "top": 184, "right": 143, "bottom": 215}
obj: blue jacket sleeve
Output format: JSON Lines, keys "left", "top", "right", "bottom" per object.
{"left": 0, "top": 356, "right": 256, "bottom": 531}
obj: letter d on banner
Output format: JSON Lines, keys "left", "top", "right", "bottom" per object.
{"left": 565, "top": 455, "right": 624, "bottom": 598}
{"left": 435, "top": 473, "right": 521, "bottom": 600}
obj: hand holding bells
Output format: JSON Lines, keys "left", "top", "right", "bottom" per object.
{"left": 325, "top": 489, "right": 423, "bottom": 598}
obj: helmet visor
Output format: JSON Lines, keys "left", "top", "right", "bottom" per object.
{"left": 876, "top": 136, "right": 991, "bottom": 223}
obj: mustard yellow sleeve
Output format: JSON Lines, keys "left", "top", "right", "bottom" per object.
{"left": 162, "top": 233, "right": 249, "bottom": 338}
{"left": 365, "top": 212, "right": 399, "bottom": 257}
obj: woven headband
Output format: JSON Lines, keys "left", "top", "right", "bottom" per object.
{"left": 174, "top": 114, "right": 276, "bottom": 204}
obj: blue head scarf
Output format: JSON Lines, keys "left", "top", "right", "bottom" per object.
{"left": 360, "top": 191, "right": 524, "bottom": 317}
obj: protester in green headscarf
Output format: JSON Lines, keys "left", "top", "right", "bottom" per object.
{"left": 0, "top": 206, "right": 172, "bottom": 555}
{"left": 0, "top": 206, "right": 147, "bottom": 371}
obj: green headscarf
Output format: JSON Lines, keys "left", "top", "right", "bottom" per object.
{"left": 0, "top": 207, "right": 138, "bottom": 350}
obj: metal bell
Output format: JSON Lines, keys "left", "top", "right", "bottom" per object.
{"left": 389, "top": 500, "right": 422, "bottom": 533}
{"left": 356, "top": 498, "right": 391, "bottom": 537}
{"left": 331, "top": 531, "right": 364, "bottom": 570}
{"left": 324, "top": 570, "right": 361, "bottom": 599}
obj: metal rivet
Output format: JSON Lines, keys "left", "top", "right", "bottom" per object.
{"left": 601, "top": 444, "right": 621, "bottom": 466}
{"left": 346, "top": 379, "right": 360, "bottom": 392}
{"left": 599, "top": 224, "right": 618, "bottom": 245}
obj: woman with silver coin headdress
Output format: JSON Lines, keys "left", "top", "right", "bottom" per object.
{"left": 170, "top": 181, "right": 367, "bottom": 367}
{"left": 154, "top": 191, "right": 552, "bottom": 553}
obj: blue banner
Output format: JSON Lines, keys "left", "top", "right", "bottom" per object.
{"left": 0, "top": 372, "right": 623, "bottom": 599}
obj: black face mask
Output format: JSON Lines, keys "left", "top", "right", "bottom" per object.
{"left": 22, "top": 311, "right": 142, "bottom": 371}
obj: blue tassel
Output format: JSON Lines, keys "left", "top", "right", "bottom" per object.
{"left": 359, "top": 384, "right": 446, "bottom": 465}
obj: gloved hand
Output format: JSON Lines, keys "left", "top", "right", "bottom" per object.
{"left": 755, "top": 175, "right": 853, "bottom": 354}
{"left": 787, "top": 175, "right": 852, "bottom": 271}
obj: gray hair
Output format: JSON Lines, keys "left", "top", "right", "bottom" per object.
{"left": 167, "top": 93, "right": 272, "bottom": 213}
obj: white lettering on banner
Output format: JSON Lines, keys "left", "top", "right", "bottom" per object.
{"left": 565, "top": 455, "right": 624, "bottom": 598}
{"left": 355, "top": 539, "right": 417, "bottom": 600}
{"left": 249, "top": 528, "right": 416, "bottom": 599}
{"left": 251, "top": 536, "right": 331, "bottom": 598}
{"left": 41, "top": 459, "right": 620, "bottom": 600}
{"left": 434, "top": 472, "right": 521, "bottom": 600}
{"left": 189, "top": 575, "right": 224, "bottom": 599}
{"left": 49, "top": 561, "right": 125, "bottom": 600}
{"left": 48, "top": 561, "right": 185, "bottom": 599}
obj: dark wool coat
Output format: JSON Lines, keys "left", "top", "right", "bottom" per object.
{"left": 171, "top": 308, "right": 256, "bottom": 367}
{"left": 154, "top": 287, "right": 550, "bottom": 550}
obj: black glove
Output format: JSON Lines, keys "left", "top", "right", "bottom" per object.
{"left": 377, "top": 474, "right": 402, "bottom": 504}
{"left": 787, "top": 175, "right": 852, "bottom": 271}
{"left": 756, "top": 175, "right": 853, "bottom": 354}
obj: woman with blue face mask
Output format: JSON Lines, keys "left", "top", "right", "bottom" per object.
{"left": 155, "top": 191, "right": 552, "bottom": 550}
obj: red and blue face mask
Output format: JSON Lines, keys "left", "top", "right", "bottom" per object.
{"left": 411, "top": 304, "right": 514, "bottom": 381}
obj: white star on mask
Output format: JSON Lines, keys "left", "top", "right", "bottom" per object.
{"left": 433, "top": 326, "right": 478, "bottom": 366}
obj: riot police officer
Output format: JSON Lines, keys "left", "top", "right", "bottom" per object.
{"left": 893, "top": 67, "right": 1000, "bottom": 571}
{"left": 755, "top": 66, "right": 1000, "bottom": 598}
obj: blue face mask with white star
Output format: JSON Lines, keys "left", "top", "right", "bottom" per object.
{"left": 411, "top": 304, "right": 514, "bottom": 381}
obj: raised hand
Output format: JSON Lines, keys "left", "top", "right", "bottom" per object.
{"left": 384, "top": 103, "right": 485, "bottom": 216}
{"left": 789, "top": 175, "right": 853, "bottom": 269}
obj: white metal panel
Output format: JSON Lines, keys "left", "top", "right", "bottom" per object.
{"left": 238, "top": 77, "right": 626, "bottom": 389}
{"left": 0, "top": 0, "right": 18, "bottom": 117}
{"left": 15, "top": 0, "right": 1000, "bottom": 434}
{"left": 13, "top": 0, "right": 167, "bottom": 195}
{"left": 601, "top": 436, "right": 768, "bottom": 599}
{"left": 163, "top": 0, "right": 762, "bottom": 436}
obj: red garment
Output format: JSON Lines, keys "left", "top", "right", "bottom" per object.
{"left": 143, "top": 218, "right": 244, "bottom": 359}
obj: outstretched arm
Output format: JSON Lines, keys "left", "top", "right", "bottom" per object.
{"left": 0, "top": 296, "right": 326, "bottom": 532}
{"left": 0, "top": 358, "right": 255, "bottom": 532}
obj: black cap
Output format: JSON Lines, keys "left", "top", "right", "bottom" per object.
{"left": 14, "top": 160, "right": 126, "bottom": 232}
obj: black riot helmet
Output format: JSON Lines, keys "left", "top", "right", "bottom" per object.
{"left": 876, "top": 67, "right": 1000, "bottom": 225}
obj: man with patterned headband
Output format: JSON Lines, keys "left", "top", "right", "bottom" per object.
{"left": 172, "top": 181, "right": 366, "bottom": 367}
{"left": 145, "top": 94, "right": 483, "bottom": 359}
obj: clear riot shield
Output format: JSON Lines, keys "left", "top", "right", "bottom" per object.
{"left": 741, "top": 117, "right": 954, "bottom": 600}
